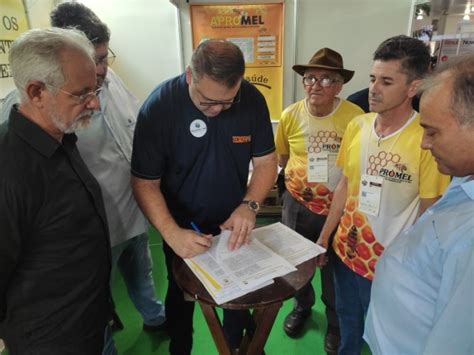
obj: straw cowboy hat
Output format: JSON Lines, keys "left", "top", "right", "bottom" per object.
{"left": 292, "top": 47, "right": 354, "bottom": 83}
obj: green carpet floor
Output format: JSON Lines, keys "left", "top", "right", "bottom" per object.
{"left": 112, "top": 223, "right": 372, "bottom": 355}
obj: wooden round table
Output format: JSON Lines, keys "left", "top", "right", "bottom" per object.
{"left": 173, "top": 257, "right": 317, "bottom": 355}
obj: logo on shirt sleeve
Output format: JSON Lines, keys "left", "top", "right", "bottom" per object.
{"left": 232, "top": 135, "right": 252, "bottom": 143}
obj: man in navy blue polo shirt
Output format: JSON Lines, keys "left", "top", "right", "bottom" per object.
{"left": 131, "top": 39, "right": 277, "bottom": 354}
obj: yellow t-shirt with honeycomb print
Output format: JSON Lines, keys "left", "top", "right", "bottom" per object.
{"left": 333, "top": 112, "right": 450, "bottom": 280}
{"left": 275, "top": 99, "right": 363, "bottom": 215}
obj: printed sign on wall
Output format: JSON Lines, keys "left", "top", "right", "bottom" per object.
{"left": 1, "top": 0, "right": 29, "bottom": 99}
{"left": 437, "top": 37, "right": 474, "bottom": 64}
{"left": 191, "top": 3, "right": 284, "bottom": 120}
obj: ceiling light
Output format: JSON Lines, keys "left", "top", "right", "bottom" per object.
{"left": 463, "top": 14, "right": 470, "bottom": 20}
{"left": 471, "top": 5, "right": 474, "bottom": 12}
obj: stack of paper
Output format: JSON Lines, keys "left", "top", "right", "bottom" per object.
{"left": 184, "top": 222, "right": 325, "bottom": 304}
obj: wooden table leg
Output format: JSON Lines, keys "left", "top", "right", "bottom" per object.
{"left": 245, "top": 302, "right": 282, "bottom": 355}
{"left": 199, "top": 301, "right": 232, "bottom": 355}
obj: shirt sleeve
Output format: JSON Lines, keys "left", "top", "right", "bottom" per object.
{"left": 418, "top": 148, "right": 450, "bottom": 198}
{"left": 274, "top": 109, "right": 290, "bottom": 155}
{"left": 333, "top": 101, "right": 364, "bottom": 136}
{"left": 336, "top": 118, "right": 359, "bottom": 174}
{"left": 0, "top": 90, "right": 20, "bottom": 124}
{"left": 422, "top": 242, "right": 474, "bottom": 355}
{"left": 131, "top": 89, "right": 168, "bottom": 180}
{"left": 0, "top": 179, "right": 24, "bottom": 320}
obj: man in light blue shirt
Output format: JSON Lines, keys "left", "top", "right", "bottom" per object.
{"left": 364, "top": 55, "right": 474, "bottom": 354}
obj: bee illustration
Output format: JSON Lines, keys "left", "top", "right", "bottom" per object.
{"left": 347, "top": 225, "right": 358, "bottom": 259}
{"left": 394, "top": 163, "right": 407, "bottom": 172}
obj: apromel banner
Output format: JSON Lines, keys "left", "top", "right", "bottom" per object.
{"left": 191, "top": 4, "right": 284, "bottom": 120}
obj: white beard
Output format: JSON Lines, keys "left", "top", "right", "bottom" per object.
{"left": 50, "top": 104, "right": 93, "bottom": 134}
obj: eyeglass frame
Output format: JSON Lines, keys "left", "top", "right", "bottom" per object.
{"left": 195, "top": 85, "right": 241, "bottom": 107}
{"left": 302, "top": 75, "right": 341, "bottom": 88}
{"left": 95, "top": 47, "right": 116, "bottom": 67}
{"left": 46, "top": 84, "right": 102, "bottom": 104}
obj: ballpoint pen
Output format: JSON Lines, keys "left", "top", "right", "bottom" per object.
{"left": 190, "top": 222, "right": 202, "bottom": 234}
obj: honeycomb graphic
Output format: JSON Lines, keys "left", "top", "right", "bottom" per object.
{"left": 333, "top": 149, "right": 407, "bottom": 278}
{"left": 333, "top": 194, "right": 385, "bottom": 280}
{"left": 367, "top": 151, "right": 401, "bottom": 176}
{"left": 285, "top": 167, "right": 333, "bottom": 215}
{"left": 307, "top": 130, "right": 338, "bottom": 154}
{"left": 285, "top": 130, "right": 340, "bottom": 215}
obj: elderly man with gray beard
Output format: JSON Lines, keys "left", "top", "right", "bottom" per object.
{"left": 0, "top": 27, "right": 110, "bottom": 354}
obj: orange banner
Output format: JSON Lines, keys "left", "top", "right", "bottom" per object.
{"left": 191, "top": 3, "right": 284, "bottom": 119}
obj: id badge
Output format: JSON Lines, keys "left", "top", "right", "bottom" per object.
{"left": 358, "top": 174, "right": 383, "bottom": 216}
{"left": 308, "top": 152, "right": 328, "bottom": 182}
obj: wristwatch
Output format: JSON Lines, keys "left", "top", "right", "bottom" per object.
{"left": 242, "top": 200, "right": 260, "bottom": 214}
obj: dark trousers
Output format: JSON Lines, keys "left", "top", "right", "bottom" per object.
{"left": 163, "top": 242, "right": 255, "bottom": 354}
{"left": 4, "top": 335, "right": 104, "bottom": 355}
{"left": 281, "top": 191, "right": 339, "bottom": 330}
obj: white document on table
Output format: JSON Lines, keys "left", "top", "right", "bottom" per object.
{"left": 184, "top": 222, "right": 324, "bottom": 304}
{"left": 185, "top": 259, "right": 273, "bottom": 305}
{"left": 215, "top": 230, "right": 296, "bottom": 291}
{"left": 184, "top": 235, "right": 274, "bottom": 304}
{"left": 251, "top": 222, "right": 326, "bottom": 266}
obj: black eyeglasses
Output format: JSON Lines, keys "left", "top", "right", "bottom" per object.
{"left": 47, "top": 84, "right": 102, "bottom": 104}
{"left": 198, "top": 89, "right": 241, "bottom": 107}
{"left": 95, "top": 48, "right": 116, "bottom": 67}
{"left": 303, "top": 76, "right": 340, "bottom": 88}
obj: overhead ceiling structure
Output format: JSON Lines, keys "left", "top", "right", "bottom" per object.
{"left": 419, "top": 0, "right": 472, "bottom": 17}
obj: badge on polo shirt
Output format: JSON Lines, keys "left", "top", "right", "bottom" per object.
{"left": 190, "top": 119, "right": 207, "bottom": 138}
{"left": 307, "top": 152, "right": 329, "bottom": 182}
{"left": 359, "top": 174, "right": 383, "bottom": 216}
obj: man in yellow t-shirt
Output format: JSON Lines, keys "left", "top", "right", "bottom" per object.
{"left": 275, "top": 47, "right": 363, "bottom": 353}
{"left": 316, "top": 36, "right": 450, "bottom": 355}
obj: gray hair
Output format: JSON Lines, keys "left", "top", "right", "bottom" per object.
{"left": 9, "top": 27, "right": 94, "bottom": 102}
{"left": 190, "top": 39, "right": 245, "bottom": 88}
{"left": 420, "top": 54, "right": 474, "bottom": 126}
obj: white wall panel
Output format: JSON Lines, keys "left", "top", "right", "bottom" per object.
{"left": 20, "top": 0, "right": 413, "bottom": 107}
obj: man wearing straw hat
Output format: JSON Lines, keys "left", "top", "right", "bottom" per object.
{"left": 275, "top": 48, "right": 363, "bottom": 353}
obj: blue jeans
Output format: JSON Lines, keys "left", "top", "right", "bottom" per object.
{"left": 112, "top": 233, "right": 165, "bottom": 326}
{"left": 103, "top": 234, "right": 166, "bottom": 355}
{"left": 103, "top": 326, "right": 117, "bottom": 355}
{"left": 334, "top": 256, "right": 371, "bottom": 355}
